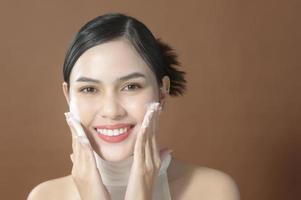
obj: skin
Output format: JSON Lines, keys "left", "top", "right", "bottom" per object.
{"left": 27, "top": 39, "right": 240, "bottom": 200}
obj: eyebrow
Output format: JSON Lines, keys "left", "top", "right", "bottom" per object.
{"left": 75, "top": 72, "right": 146, "bottom": 83}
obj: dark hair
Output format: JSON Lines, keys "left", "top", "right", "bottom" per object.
{"left": 63, "top": 13, "right": 186, "bottom": 96}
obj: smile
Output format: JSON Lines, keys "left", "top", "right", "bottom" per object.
{"left": 94, "top": 124, "right": 134, "bottom": 143}
{"left": 96, "top": 127, "right": 129, "bottom": 136}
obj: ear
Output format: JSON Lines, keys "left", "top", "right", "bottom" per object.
{"left": 159, "top": 76, "right": 170, "bottom": 108}
{"left": 62, "top": 82, "right": 70, "bottom": 107}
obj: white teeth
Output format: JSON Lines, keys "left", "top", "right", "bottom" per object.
{"left": 108, "top": 130, "right": 114, "bottom": 136}
{"left": 113, "top": 129, "right": 118, "bottom": 136}
{"left": 96, "top": 127, "right": 129, "bottom": 136}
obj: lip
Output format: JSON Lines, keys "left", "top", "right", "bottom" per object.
{"left": 95, "top": 124, "right": 135, "bottom": 143}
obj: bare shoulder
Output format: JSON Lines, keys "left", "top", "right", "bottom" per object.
{"left": 168, "top": 158, "right": 240, "bottom": 200}
{"left": 27, "top": 175, "right": 79, "bottom": 200}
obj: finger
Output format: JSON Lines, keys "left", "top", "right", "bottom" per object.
{"left": 147, "top": 107, "right": 162, "bottom": 170}
{"left": 145, "top": 137, "right": 154, "bottom": 168}
{"left": 150, "top": 107, "right": 160, "bottom": 139}
{"left": 138, "top": 110, "right": 154, "bottom": 156}
{"left": 65, "top": 117, "right": 80, "bottom": 158}
{"left": 65, "top": 118, "right": 90, "bottom": 170}
{"left": 65, "top": 125, "right": 77, "bottom": 168}
{"left": 134, "top": 124, "right": 146, "bottom": 165}
{"left": 72, "top": 136, "right": 97, "bottom": 174}
{"left": 148, "top": 104, "right": 161, "bottom": 139}
{"left": 64, "top": 115, "right": 77, "bottom": 152}
{"left": 64, "top": 113, "right": 75, "bottom": 136}
{"left": 151, "top": 128, "right": 161, "bottom": 167}
{"left": 146, "top": 109, "right": 160, "bottom": 166}
{"left": 143, "top": 108, "right": 157, "bottom": 141}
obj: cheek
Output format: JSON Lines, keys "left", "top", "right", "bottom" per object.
{"left": 123, "top": 92, "right": 158, "bottom": 123}
{"left": 76, "top": 99, "right": 98, "bottom": 125}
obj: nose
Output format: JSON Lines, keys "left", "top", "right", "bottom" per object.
{"left": 99, "top": 93, "right": 126, "bottom": 120}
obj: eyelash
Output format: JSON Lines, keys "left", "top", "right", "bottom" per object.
{"left": 79, "top": 83, "right": 142, "bottom": 94}
{"left": 80, "top": 87, "right": 97, "bottom": 94}
{"left": 124, "top": 83, "right": 142, "bottom": 91}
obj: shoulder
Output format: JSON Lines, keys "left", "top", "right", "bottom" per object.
{"left": 168, "top": 158, "right": 240, "bottom": 200}
{"left": 192, "top": 166, "right": 240, "bottom": 200}
{"left": 27, "top": 175, "right": 79, "bottom": 200}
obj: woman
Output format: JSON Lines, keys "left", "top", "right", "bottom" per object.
{"left": 28, "top": 13, "right": 240, "bottom": 200}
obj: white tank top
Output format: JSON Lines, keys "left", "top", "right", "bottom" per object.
{"left": 94, "top": 152, "right": 172, "bottom": 200}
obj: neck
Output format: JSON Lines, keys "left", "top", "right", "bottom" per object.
{"left": 94, "top": 152, "right": 134, "bottom": 186}
{"left": 93, "top": 151, "right": 172, "bottom": 187}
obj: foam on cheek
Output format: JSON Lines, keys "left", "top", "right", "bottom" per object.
{"left": 69, "top": 99, "right": 81, "bottom": 121}
{"left": 68, "top": 99, "right": 88, "bottom": 139}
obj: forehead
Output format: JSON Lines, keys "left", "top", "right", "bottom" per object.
{"left": 70, "top": 39, "right": 155, "bottom": 83}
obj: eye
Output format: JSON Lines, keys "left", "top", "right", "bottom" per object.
{"left": 79, "top": 86, "right": 97, "bottom": 94}
{"left": 123, "top": 83, "right": 142, "bottom": 91}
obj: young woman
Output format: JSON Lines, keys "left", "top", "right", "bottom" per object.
{"left": 28, "top": 13, "right": 240, "bottom": 200}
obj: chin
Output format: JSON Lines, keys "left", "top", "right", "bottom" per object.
{"left": 101, "top": 151, "right": 133, "bottom": 162}
{"left": 91, "top": 128, "right": 138, "bottom": 162}
{"left": 96, "top": 143, "right": 135, "bottom": 162}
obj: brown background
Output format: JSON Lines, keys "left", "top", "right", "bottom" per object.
{"left": 0, "top": 0, "right": 300, "bottom": 199}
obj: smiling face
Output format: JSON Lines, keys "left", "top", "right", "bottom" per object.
{"left": 63, "top": 38, "right": 170, "bottom": 161}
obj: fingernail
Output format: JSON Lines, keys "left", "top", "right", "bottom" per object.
{"left": 65, "top": 117, "right": 70, "bottom": 124}
{"left": 64, "top": 112, "right": 70, "bottom": 119}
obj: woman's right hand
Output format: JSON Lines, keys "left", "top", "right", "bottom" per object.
{"left": 65, "top": 115, "right": 111, "bottom": 200}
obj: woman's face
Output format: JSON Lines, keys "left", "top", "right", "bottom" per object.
{"left": 63, "top": 39, "right": 169, "bottom": 162}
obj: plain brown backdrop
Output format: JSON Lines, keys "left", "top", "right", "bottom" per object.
{"left": 0, "top": 0, "right": 300, "bottom": 199}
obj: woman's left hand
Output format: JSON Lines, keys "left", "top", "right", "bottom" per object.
{"left": 124, "top": 103, "right": 172, "bottom": 200}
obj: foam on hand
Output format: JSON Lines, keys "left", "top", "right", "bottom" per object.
{"left": 141, "top": 102, "right": 161, "bottom": 129}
